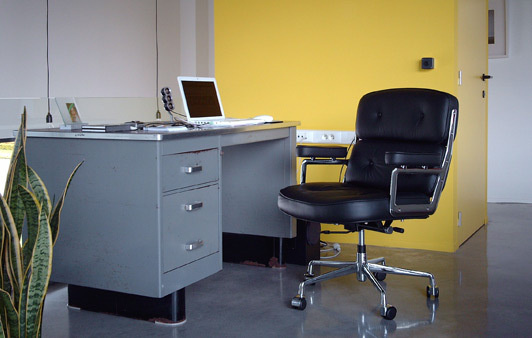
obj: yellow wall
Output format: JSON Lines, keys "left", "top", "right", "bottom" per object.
{"left": 215, "top": 1, "right": 486, "bottom": 252}
{"left": 215, "top": 1, "right": 457, "bottom": 126}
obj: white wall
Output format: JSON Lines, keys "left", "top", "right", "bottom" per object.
{"left": 48, "top": 0, "right": 156, "bottom": 98}
{"left": 488, "top": 0, "right": 532, "bottom": 203}
{"left": 0, "top": 0, "right": 214, "bottom": 139}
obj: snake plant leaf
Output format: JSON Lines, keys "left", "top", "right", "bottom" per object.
{"left": 19, "top": 186, "right": 40, "bottom": 274}
{"left": 2, "top": 228, "right": 17, "bottom": 296}
{"left": 0, "top": 319, "right": 4, "bottom": 338}
{"left": 50, "top": 161, "right": 83, "bottom": 245}
{"left": 0, "top": 289, "right": 19, "bottom": 338}
{"left": 0, "top": 195, "right": 22, "bottom": 295}
{"left": 8, "top": 109, "right": 26, "bottom": 171}
{"left": 7, "top": 149, "right": 28, "bottom": 237}
{"left": 1, "top": 233, "right": 14, "bottom": 294}
{"left": 24, "top": 207, "right": 52, "bottom": 338}
{"left": 0, "top": 200, "right": 4, "bottom": 287}
{"left": 19, "top": 270, "right": 31, "bottom": 338}
{"left": 6, "top": 109, "right": 28, "bottom": 237}
{"left": 3, "top": 108, "right": 26, "bottom": 199}
{"left": 3, "top": 149, "right": 21, "bottom": 202}
{"left": 28, "top": 167, "right": 51, "bottom": 218}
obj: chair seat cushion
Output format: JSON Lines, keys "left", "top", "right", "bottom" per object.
{"left": 278, "top": 182, "right": 429, "bottom": 224}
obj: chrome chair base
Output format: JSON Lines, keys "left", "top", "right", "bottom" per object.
{"left": 291, "top": 230, "right": 439, "bottom": 320}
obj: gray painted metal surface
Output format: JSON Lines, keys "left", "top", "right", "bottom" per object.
{"left": 25, "top": 122, "right": 297, "bottom": 298}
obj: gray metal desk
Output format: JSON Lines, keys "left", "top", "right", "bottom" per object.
{"left": 26, "top": 122, "right": 298, "bottom": 322}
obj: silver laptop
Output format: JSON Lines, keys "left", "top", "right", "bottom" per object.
{"left": 177, "top": 76, "right": 263, "bottom": 126}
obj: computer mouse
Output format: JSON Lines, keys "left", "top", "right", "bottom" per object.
{"left": 253, "top": 115, "right": 274, "bottom": 122}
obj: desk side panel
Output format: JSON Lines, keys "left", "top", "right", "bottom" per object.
{"left": 221, "top": 128, "right": 297, "bottom": 238}
{"left": 26, "top": 137, "right": 163, "bottom": 297}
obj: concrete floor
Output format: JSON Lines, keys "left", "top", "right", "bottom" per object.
{"left": 42, "top": 203, "right": 532, "bottom": 337}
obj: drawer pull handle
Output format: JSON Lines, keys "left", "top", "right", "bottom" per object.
{"left": 185, "top": 240, "right": 204, "bottom": 251}
{"left": 184, "top": 202, "right": 203, "bottom": 211}
{"left": 183, "top": 165, "right": 202, "bottom": 174}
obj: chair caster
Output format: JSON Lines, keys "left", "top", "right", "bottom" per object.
{"left": 373, "top": 272, "right": 386, "bottom": 281}
{"left": 291, "top": 296, "right": 307, "bottom": 310}
{"left": 427, "top": 285, "right": 439, "bottom": 298}
{"left": 381, "top": 305, "right": 397, "bottom": 320}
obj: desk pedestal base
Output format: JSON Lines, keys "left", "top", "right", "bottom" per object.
{"left": 67, "top": 285, "right": 186, "bottom": 324}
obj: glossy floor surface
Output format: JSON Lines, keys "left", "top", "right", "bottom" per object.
{"left": 42, "top": 203, "right": 532, "bottom": 337}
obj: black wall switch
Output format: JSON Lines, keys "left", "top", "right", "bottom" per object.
{"left": 421, "top": 57, "right": 435, "bottom": 69}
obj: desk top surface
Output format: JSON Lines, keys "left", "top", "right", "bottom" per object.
{"left": 26, "top": 121, "right": 299, "bottom": 141}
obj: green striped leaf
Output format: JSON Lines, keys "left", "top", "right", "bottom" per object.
{"left": 2, "top": 230, "right": 17, "bottom": 296}
{"left": 0, "top": 200, "right": 4, "bottom": 288}
{"left": 19, "top": 270, "right": 31, "bottom": 338}
{"left": 19, "top": 186, "right": 40, "bottom": 275}
{"left": 28, "top": 167, "right": 51, "bottom": 218}
{"left": 2, "top": 234, "right": 15, "bottom": 294}
{"left": 0, "top": 195, "right": 22, "bottom": 295}
{"left": 8, "top": 109, "right": 26, "bottom": 172}
{"left": 50, "top": 161, "right": 83, "bottom": 245}
{"left": 10, "top": 149, "right": 28, "bottom": 237}
{"left": 0, "top": 289, "right": 19, "bottom": 338}
{"left": 3, "top": 109, "right": 26, "bottom": 199}
{"left": 24, "top": 207, "right": 52, "bottom": 337}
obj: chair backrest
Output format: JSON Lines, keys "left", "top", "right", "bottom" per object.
{"left": 345, "top": 88, "right": 458, "bottom": 196}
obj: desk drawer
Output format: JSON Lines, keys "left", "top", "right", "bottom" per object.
{"left": 162, "top": 184, "right": 219, "bottom": 273}
{"left": 162, "top": 148, "right": 219, "bottom": 192}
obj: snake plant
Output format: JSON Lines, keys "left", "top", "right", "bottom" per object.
{"left": 0, "top": 108, "right": 82, "bottom": 337}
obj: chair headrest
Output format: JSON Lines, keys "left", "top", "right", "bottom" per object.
{"left": 356, "top": 88, "right": 458, "bottom": 144}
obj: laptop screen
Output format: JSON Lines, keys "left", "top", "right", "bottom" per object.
{"left": 178, "top": 77, "right": 225, "bottom": 121}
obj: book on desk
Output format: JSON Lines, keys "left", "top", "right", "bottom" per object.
{"left": 82, "top": 124, "right": 133, "bottom": 133}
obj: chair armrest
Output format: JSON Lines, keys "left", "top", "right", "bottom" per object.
{"left": 389, "top": 167, "right": 445, "bottom": 217}
{"left": 297, "top": 145, "right": 348, "bottom": 159}
{"left": 385, "top": 151, "right": 442, "bottom": 167}
{"left": 296, "top": 146, "right": 348, "bottom": 183}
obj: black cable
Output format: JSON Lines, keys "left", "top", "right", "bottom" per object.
{"left": 46, "top": 0, "right": 52, "bottom": 124}
{"left": 155, "top": 0, "right": 161, "bottom": 119}
{"left": 165, "top": 109, "right": 199, "bottom": 129}
{"left": 338, "top": 136, "right": 356, "bottom": 182}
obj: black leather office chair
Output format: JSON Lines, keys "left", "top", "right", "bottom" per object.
{"left": 278, "top": 88, "right": 458, "bottom": 320}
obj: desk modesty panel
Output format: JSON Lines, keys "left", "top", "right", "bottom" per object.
{"left": 25, "top": 122, "right": 298, "bottom": 298}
